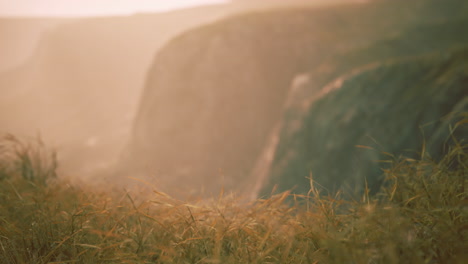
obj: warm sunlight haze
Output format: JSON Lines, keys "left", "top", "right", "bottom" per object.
{"left": 0, "top": 0, "right": 230, "bottom": 17}
{"left": 0, "top": 0, "right": 466, "bottom": 262}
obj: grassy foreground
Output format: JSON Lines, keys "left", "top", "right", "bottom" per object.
{"left": 0, "top": 133, "right": 466, "bottom": 264}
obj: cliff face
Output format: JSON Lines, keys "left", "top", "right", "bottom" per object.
{"left": 257, "top": 49, "right": 468, "bottom": 198}
{"left": 0, "top": 3, "right": 276, "bottom": 178}
{"left": 123, "top": 0, "right": 468, "bottom": 196}
{"left": 0, "top": 1, "right": 357, "bottom": 181}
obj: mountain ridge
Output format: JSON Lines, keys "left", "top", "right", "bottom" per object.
{"left": 121, "top": 0, "right": 468, "bottom": 197}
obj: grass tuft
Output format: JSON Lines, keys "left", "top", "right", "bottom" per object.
{"left": 0, "top": 131, "right": 466, "bottom": 263}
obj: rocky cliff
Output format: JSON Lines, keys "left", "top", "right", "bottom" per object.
{"left": 0, "top": 1, "right": 352, "bottom": 180}
{"left": 122, "top": 0, "right": 468, "bottom": 197}
{"left": 257, "top": 49, "right": 468, "bottom": 198}
{"left": 0, "top": 10, "right": 228, "bottom": 177}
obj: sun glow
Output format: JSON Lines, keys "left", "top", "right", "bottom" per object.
{"left": 0, "top": 0, "right": 230, "bottom": 17}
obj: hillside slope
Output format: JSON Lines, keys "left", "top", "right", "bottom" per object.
{"left": 258, "top": 49, "right": 468, "bottom": 197}
{"left": 122, "top": 0, "right": 468, "bottom": 196}
{"left": 0, "top": 0, "right": 358, "bottom": 179}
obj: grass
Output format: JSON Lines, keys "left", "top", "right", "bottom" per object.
{"left": 0, "top": 131, "right": 466, "bottom": 264}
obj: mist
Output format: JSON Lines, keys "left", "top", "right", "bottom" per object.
{"left": 1, "top": 0, "right": 467, "bottom": 200}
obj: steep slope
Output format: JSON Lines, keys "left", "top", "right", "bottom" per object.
{"left": 0, "top": 0, "right": 355, "bottom": 179}
{"left": 0, "top": 10, "right": 229, "bottom": 176}
{"left": 258, "top": 49, "right": 468, "bottom": 197}
{"left": 123, "top": 0, "right": 468, "bottom": 196}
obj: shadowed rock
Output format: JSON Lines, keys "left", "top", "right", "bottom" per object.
{"left": 258, "top": 49, "right": 468, "bottom": 198}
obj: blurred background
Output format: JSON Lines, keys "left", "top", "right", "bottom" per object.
{"left": 0, "top": 0, "right": 354, "bottom": 185}
{"left": 1, "top": 0, "right": 466, "bottom": 198}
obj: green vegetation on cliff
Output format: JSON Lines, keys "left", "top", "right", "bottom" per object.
{"left": 263, "top": 49, "right": 468, "bottom": 197}
{"left": 124, "top": 0, "right": 468, "bottom": 196}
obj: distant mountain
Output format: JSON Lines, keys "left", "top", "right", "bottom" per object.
{"left": 122, "top": 0, "right": 468, "bottom": 197}
{"left": 1, "top": 1, "right": 339, "bottom": 177}
{"left": 0, "top": 17, "right": 68, "bottom": 71}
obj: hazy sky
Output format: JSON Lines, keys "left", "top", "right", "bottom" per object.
{"left": 0, "top": 0, "right": 230, "bottom": 17}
